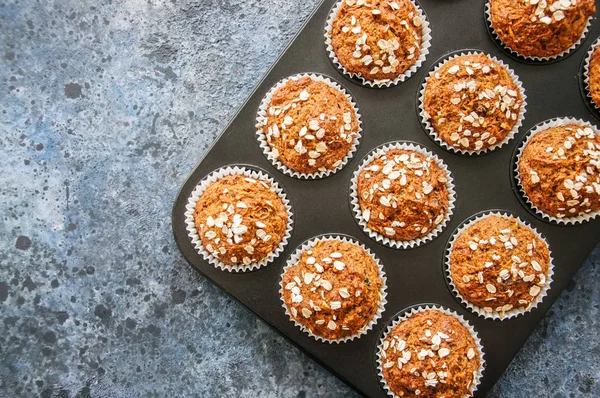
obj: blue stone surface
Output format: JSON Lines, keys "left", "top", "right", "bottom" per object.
{"left": 1, "top": 0, "right": 599, "bottom": 397}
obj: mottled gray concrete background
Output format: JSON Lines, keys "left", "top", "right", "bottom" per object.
{"left": 1, "top": 0, "right": 599, "bottom": 397}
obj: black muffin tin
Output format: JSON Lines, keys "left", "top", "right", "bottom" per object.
{"left": 172, "top": 1, "right": 600, "bottom": 396}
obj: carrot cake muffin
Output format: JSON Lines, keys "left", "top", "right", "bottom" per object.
{"left": 258, "top": 76, "right": 359, "bottom": 175}
{"left": 423, "top": 53, "right": 524, "bottom": 153}
{"left": 330, "top": 0, "right": 423, "bottom": 83}
{"left": 518, "top": 124, "right": 600, "bottom": 219}
{"left": 193, "top": 174, "right": 288, "bottom": 266}
{"left": 380, "top": 310, "right": 481, "bottom": 397}
{"left": 449, "top": 215, "right": 551, "bottom": 315}
{"left": 357, "top": 148, "right": 450, "bottom": 242}
{"left": 281, "top": 239, "right": 383, "bottom": 340}
{"left": 587, "top": 44, "right": 600, "bottom": 108}
{"left": 489, "top": 0, "right": 595, "bottom": 58}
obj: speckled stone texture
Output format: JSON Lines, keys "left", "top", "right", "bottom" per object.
{"left": 0, "top": 0, "right": 598, "bottom": 397}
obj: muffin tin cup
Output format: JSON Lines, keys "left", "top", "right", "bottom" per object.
{"left": 324, "top": 0, "right": 432, "bottom": 88}
{"left": 184, "top": 165, "right": 294, "bottom": 272}
{"left": 279, "top": 234, "right": 388, "bottom": 344}
{"left": 376, "top": 304, "right": 485, "bottom": 398}
{"left": 255, "top": 73, "right": 362, "bottom": 179}
{"left": 418, "top": 50, "right": 527, "bottom": 156}
{"left": 514, "top": 117, "right": 600, "bottom": 225}
{"left": 583, "top": 36, "right": 600, "bottom": 111}
{"left": 485, "top": 1, "right": 593, "bottom": 62}
{"left": 444, "top": 211, "right": 555, "bottom": 321}
{"left": 349, "top": 141, "right": 456, "bottom": 249}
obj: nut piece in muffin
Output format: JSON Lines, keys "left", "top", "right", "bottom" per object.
{"left": 587, "top": 45, "right": 600, "bottom": 108}
{"left": 357, "top": 148, "right": 450, "bottom": 242}
{"left": 380, "top": 310, "right": 481, "bottom": 398}
{"left": 489, "top": 0, "right": 595, "bottom": 58}
{"left": 518, "top": 124, "right": 600, "bottom": 219}
{"left": 423, "top": 53, "right": 524, "bottom": 153}
{"left": 193, "top": 174, "right": 288, "bottom": 267}
{"left": 450, "top": 215, "right": 551, "bottom": 316}
{"left": 258, "top": 76, "right": 359, "bottom": 175}
{"left": 331, "top": 0, "right": 423, "bottom": 83}
{"left": 282, "top": 239, "right": 383, "bottom": 341}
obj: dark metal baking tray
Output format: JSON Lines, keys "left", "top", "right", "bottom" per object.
{"left": 171, "top": 1, "right": 600, "bottom": 396}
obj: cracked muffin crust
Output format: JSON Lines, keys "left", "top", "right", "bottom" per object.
{"left": 449, "top": 215, "right": 551, "bottom": 317}
{"left": 331, "top": 0, "right": 423, "bottom": 83}
{"left": 423, "top": 53, "right": 524, "bottom": 153}
{"left": 281, "top": 239, "right": 383, "bottom": 341}
{"left": 193, "top": 174, "right": 288, "bottom": 266}
{"left": 380, "top": 310, "right": 481, "bottom": 398}
{"left": 489, "top": 0, "right": 595, "bottom": 58}
{"left": 258, "top": 76, "right": 359, "bottom": 175}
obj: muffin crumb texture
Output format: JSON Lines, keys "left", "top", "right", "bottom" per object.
{"left": 193, "top": 174, "right": 288, "bottom": 266}
{"left": 450, "top": 215, "right": 551, "bottom": 316}
{"left": 357, "top": 148, "right": 449, "bottom": 242}
{"left": 490, "top": 0, "right": 596, "bottom": 58}
{"left": 331, "top": 0, "right": 423, "bottom": 83}
{"left": 423, "top": 53, "right": 523, "bottom": 152}
{"left": 588, "top": 46, "right": 600, "bottom": 108}
{"left": 259, "top": 76, "right": 359, "bottom": 175}
{"left": 518, "top": 124, "right": 600, "bottom": 219}
{"left": 282, "top": 239, "right": 382, "bottom": 340}
{"left": 381, "top": 310, "right": 481, "bottom": 398}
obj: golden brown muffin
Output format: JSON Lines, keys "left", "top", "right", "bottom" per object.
{"left": 518, "top": 124, "right": 600, "bottom": 219}
{"left": 259, "top": 76, "right": 359, "bottom": 175}
{"left": 357, "top": 148, "right": 449, "bottom": 242}
{"left": 423, "top": 53, "right": 524, "bottom": 152}
{"left": 489, "top": 0, "right": 595, "bottom": 58}
{"left": 193, "top": 174, "right": 288, "bottom": 266}
{"left": 281, "top": 239, "right": 383, "bottom": 340}
{"left": 331, "top": 0, "right": 423, "bottom": 83}
{"left": 381, "top": 310, "right": 481, "bottom": 398}
{"left": 449, "top": 215, "right": 551, "bottom": 316}
{"left": 588, "top": 46, "right": 600, "bottom": 108}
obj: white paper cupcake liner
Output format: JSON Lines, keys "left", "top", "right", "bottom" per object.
{"left": 485, "top": 1, "right": 592, "bottom": 62}
{"left": 514, "top": 117, "right": 600, "bottom": 225}
{"left": 279, "top": 234, "right": 388, "bottom": 344}
{"left": 444, "top": 211, "right": 555, "bottom": 320}
{"left": 419, "top": 51, "right": 527, "bottom": 155}
{"left": 324, "top": 0, "right": 432, "bottom": 88}
{"left": 255, "top": 73, "right": 362, "bottom": 179}
{"left": 184, "top": 165, "right": 294, "bottom": 272}
{"left": 583, "top": 36, "right": 600, "bottom": 110}
{"left": 350, "top": 141, "right": 456, "bottom": 249}
{"left": 377, "top": 304, "right": 485, "bottom": 398}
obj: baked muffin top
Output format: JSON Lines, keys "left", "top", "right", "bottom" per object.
{"left": 518, "top": 124, "right": 600, "bottom": 218}
{"left": 588, "top": 46, "right": 600, "bottom": 108}
{"left": 331, "top": 0, "right": 423, "bottom": 83}
{"left": 449, "top": 215, "right": 551, "bottom": 316}
{"left": 194, "top": 174, "right": 288, "bottom": 266}
{"left": 259, "top": 76, "right": 359, "bottom": 175}
{"left": 489, "top": 0, "right": 595, "bottom": 58}
{"left": 423, "top": 53, "right": 523, "bottom": 153}
{"left": 381, "top": 310, "right": 481, "bottom": 398}
{"left": 357, "top": 148, "right": 450, "bottom": 242}
{"left": 282, "top": 239, "right": 383, "bottom": 340}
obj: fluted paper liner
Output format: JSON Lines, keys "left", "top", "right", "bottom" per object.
{"left": 445, "top": 211, "right": 554, "bottom": 320}
{"left": 255, "top": 73, "right": 362, "bottom": 179}
{"left": 185, "top": 166, "right": 294, "bottom": 272}
{"left": 324, "top": 0, "right": 432, "bottom": 88}
{"left": 515, "top": 117, "right": 600, "bottom": 225}
{"left": 583, "top": 36, "right": 600, "bottom": 110}
{"left": 485, "top": 1, "right": 592, "bottom": 62}
{"left": 279, "top": 234, "right": 387, "bottom": 343}
{"left": 350, "top": 141, "right": 456, "bottom": 249}
{"left": 377, "top": 304, "right": 485, "bottom": 398}
{"left": 419, "top": 51, "right": 527, "bottom": 155}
